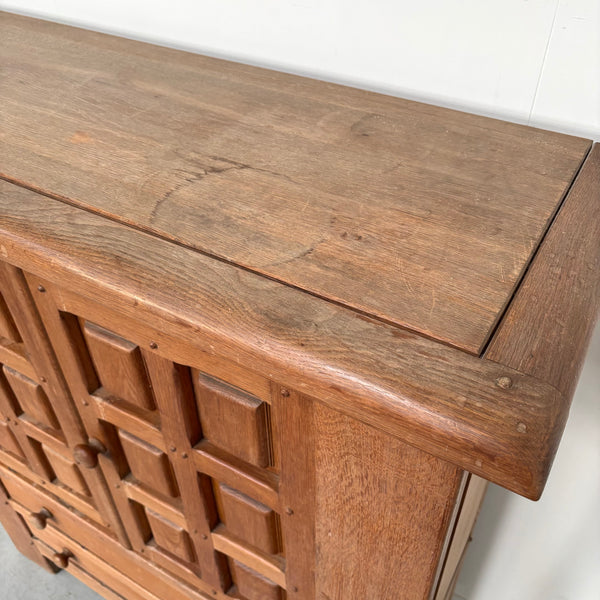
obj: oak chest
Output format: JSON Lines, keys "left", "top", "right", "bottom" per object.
{"left": 0, "top": 12, "right": 599, "bottom": 600}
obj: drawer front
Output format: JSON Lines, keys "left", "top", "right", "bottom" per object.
{"left": 34, "top": 534, "right": 128, "bottom": 600}
{"left": 1, "top": 462, "right": 231, "bottom": 600}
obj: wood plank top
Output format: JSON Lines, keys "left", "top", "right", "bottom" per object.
{"left": 1, "top": 13, "right": 599, "bottom": 499}
{"left": 0, "top": 180, "right": 568, "bottom": 499}
{"left": 487, "top": 144, "right": 600, "bottom": 400}
{"left": 0, "top": 12, "right": 592, "bottom": 353}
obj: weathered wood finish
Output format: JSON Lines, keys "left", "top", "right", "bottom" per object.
{"left": 433, "top": 475, "right": 488, "bottom": 600}
{"left": 485, "top": 145, "right": 600, "bottom": 493}
{"left": 0, "top": 184, "right": 570, "bottom": 499}
{"left": 20, "top": 275, "right": 289, "bottom": 595}
{"left": 1, "top": 12, "right": 599, "bottom": 600}
{"left": 0, "top": 261, "right": 127, "bottom": 539}
{"left": 1, "top": 463, "right": 225, "bottom": 600}
{"left": 313, "top": 402, "right": 464, "bottom": 600}
{"left": 0, "top": 12, "right": 591, "bottom": 354}
{"left": 487, "top": 144, "right": 600, "bottom": 397}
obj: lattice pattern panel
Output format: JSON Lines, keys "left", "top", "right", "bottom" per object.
{"left": 0, "top": 266, "right": 120, "bottom": 534}
{"left": 0, "top": 291, "right": 21, "bottom": 344}
{"left": 43, "top": 303, "right": 287, "bottom": 600}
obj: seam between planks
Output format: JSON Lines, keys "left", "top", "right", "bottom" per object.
{"left": 479, "top": 140, "right": 594, "bottom": 358}
{"left": 0, "top": 142, "right": 592, "bottom": 359}
{"left": 0, "top": 173, "right": 488, "bottom": 357}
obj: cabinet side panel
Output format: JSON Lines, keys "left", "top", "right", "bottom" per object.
{"left": 314, "top": 402, "right": 464, "bottom": 600}
{"left": 433, "top": 474, "right": 488, "bottom": 600}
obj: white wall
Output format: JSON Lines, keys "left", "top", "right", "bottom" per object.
{"left": 1, "top": 0, "right": 598, "bottom": 139}
{"left": 0, "top": 2, "right": 598, "bottom": 599}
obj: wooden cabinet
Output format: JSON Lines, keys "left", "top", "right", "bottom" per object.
{"left": 0, "top": 12, "right": 599, "bottom": 600}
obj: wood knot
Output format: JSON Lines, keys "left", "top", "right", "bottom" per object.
{"left": 516, "top": 422, "right": 527, "bottom": 433}
{"left": 495, "top": 376, "right": 513, "bottom": 390}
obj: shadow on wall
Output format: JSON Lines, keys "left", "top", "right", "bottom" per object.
{"left": 454, "top": 483, "right": 512, "bottom": 599}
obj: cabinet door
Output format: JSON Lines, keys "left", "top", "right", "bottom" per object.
{"left": 0, "top": 263, "right": 126, "bottom": 541}
{"left": 26, "top": 269, "right": 466, "bottom": 600}
{"left": 28, "top": 275, "right": 288, "bottom": 600}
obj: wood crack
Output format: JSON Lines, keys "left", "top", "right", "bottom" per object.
{"left": 149, "top": 156, "right": 298, "bottom": 222}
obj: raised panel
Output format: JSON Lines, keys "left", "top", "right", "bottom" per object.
{"left": 193, "top": 373, "right": 270, "bottom": 468}
{"left": 0, "top": 293, "right": 21, "bottom": 342}
{"left": 0, "top": 370, "right": 21, "bottom": 418}
{"left": 26, "top": 438, "right": 57, "bottom": 483}
{"left": 82, "top": 321, "right": 155, "bottom": 411}
{"left": 230, "top": 559, "right": 283, "bottom": 600}
{"left": 42, "top": 444, "right": 91, "bottom": 497}
{"left": 0, "top": 421, "right": 24, "bottom": 458}
{"left": 146, "top": 508, "right": 195, "bottom": 563}
{"left": 19, "top": 276, "right": 289, "bottom": 594}
{"left": 215, "top": 483, "right": 279, "bottom": 555}
{"left": 3, "top": 366, "right": 60, "bottom": 429}
{"left": 118, "top": 430, "right": 179, "bottom": 498}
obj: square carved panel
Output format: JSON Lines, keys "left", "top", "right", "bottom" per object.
{"left": 193, "top": 372, "right": 272, "bottom": 469}
{"left": 82, "top": 321, "right": 156, "bottom": 411}
{"left": 3, "top": 366, "right": 59, "bottom": 430}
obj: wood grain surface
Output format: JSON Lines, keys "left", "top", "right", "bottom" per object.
{"left": 272, "top": 387, "right": 316, "bottom": 600}
{"left": 433, "top": 474, "right": 488, "bottom": 600}
{"left": 0, "top": 11, "right": 591, "bottom": 353}
{"left": 0, "top": 477, "right": 56, "bottom": 573}
{"left": 484, "top": 145, "right": 600, "bottom": 491}
{"left": 0, "top": 181, "right": 569, "bottom": 498}
{"left": 1, "top": 464, "right": 228, "bottom": 600}
{"left": 313, "top": 402, "right": 463, "bottom": 600}
{"left": 33, "top": 534, "right": 164, "bottom": 600}
{"left": 2, "top": 13, "right": 598, "bottom": 600}
{"left": 487, "top": 144, "right": 600, "bottom": 399}
{"left": 0, "top": 261, "right": 129, "bottom": 539}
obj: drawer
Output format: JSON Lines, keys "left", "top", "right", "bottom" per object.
{"left": 33, "top": 528, "right": 160, "bottom": 600}
{"left": 0, "top": 464, "right": 229, "bottom": 600}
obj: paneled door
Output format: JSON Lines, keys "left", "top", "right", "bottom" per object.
{"left": 26, "top": 272, "right": 299, "bottom": 600}
{"left": 0, "top": 262, "right": 126, "bottom": 542}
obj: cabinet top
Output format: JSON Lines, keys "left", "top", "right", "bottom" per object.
{"left": 1, "top": 12, "right": 599, "bottom": 499}
{"left": 0, "top": 11, "right": 591, "bottom": 354}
